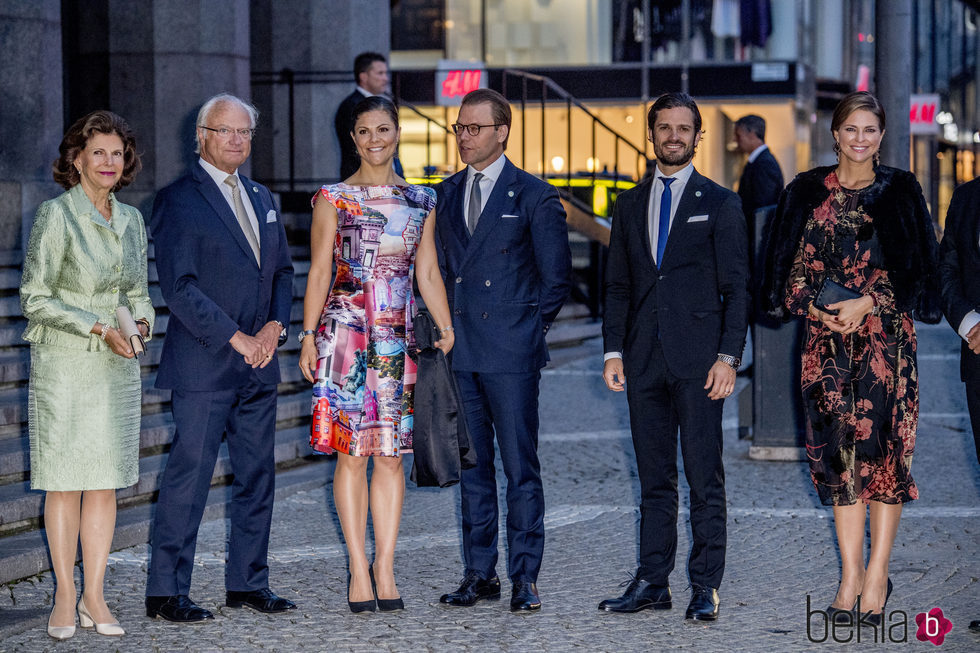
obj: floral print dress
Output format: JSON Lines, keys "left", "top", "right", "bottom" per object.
{"left": 785, "top": 171, "right": 918, "bottom": 506}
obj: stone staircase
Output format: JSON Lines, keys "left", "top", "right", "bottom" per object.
{"left": 0, "top": 210, "right": 602, "bottom": 585}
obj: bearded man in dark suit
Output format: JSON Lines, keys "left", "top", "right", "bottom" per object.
{"left": 599, "top": 92, "right": 749, "bottom": 622}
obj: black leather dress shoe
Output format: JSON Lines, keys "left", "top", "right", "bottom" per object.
{"left": 510, "top": 581, "right": 541, "bottom": 612}
{"left": 226, "top": 588, "right": 297, "bottom": 613}
{"left": 598, "top": 576, "right": 671, "bottom": 613}
{"left": 685, "top": 586, "right": 720, "bottom": 621}
{"left": 145, "top": 595, "right": 214, "bottom": 623}
{"left": 439, "top": 572, "right": 501, "bottom": 607}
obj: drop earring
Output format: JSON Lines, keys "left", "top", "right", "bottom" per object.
{"left": 833, "top": 141, "right": 841, "bottom": 160}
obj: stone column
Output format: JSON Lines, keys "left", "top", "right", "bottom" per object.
{"left": 0, "top": 1, "right": 64, "bottom": 259}
{"left": 249, "top": 0, "right": 391, "bottom": 187}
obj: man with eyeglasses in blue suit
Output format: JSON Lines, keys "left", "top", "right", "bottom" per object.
{"left": 434, "top": 88, "right": 571, "bottom": 613}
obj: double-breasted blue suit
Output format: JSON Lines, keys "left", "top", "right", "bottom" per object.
{"left": 603, "top": 169, "right": 748, "bottom": 590}
{"left": 435, "top": 156, "right": 571, "bottom": 583}
{"left": 146, "top": 162, "right": 294, "bottom": 597}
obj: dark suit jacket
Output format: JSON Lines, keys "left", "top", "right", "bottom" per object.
{"left": 603, "top": 171, "right": 749, "bottom": 380}
{"left": 737, "top": 147, "right": 784, "bottom": 222}
{"left": 335, "top": 89, "right": 366, "bottom": 181}
{"left": 150, "top": 163, "right": 294, "bottom": 391}
{"left": 939, "top": 177, "right": 980, "bottom": 383}
{"left": 435, "top": 157, "right": 571, "bottom": 373}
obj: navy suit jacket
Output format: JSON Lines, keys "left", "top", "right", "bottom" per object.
{"left": 939, "top": 176, "right": 980, "bottom": 383}
{"left": 150, "top": 163, "right": 294, "bottom": 391}
{"left": 603, "top": 171, "right": 749, "bottom": 380}
{"left": 737, "top": 147, "right": 784, "bottom": 221}
{"left": 435, "top": 157, "right": 571, "bottom": 373}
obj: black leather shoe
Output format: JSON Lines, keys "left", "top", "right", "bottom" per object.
{"left": 347, "top": 574, "right": 376, "bottom": 614}
{"left": 439, "top": 572, "right": 501, "bottom": 607}
{"left": 685, "top": 585, "right": 720, "bottom": 621}
{"left": 369, "top": 567, "right": 404, "bottom": 612}
{"left": 859, "top": 578, "right": 893, "bottom": 627}
{"left": 598, "top": 575, "right": 671, "bottom": 613}
{"left": 226, "top": 588, "right": 297, "bottom": 614}
{"left": 510, "top": 580, "right": 541, "bottom": 612}
{"left": 145, "top": 595, "right": 214, "bottom": 623}
{"left": 968, "top": 620, "right": 980, "bottom": 633}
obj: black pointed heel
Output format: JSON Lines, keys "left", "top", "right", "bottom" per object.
{"left": 347, "top": 573, "right": 376, "bottom": 614}
{"left": 861, "top": 578, "right": 893, "bottom": 627}
{"left": 370, "top": 566, "right": 404, "bottom": 612}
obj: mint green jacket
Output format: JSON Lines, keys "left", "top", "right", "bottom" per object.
{"left": 20, "top": 184, "right": 154, "bottom": 350}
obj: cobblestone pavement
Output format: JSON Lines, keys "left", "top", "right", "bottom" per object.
{"left": 2, "top": 324, "right": 979, "bottom": 652}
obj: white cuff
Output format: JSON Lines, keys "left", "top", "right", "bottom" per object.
{"left": 958, "top": 310, "right": 980, "bottom": 341}
{"left": 603, "top": 352, "right": 623, "bottom": 361}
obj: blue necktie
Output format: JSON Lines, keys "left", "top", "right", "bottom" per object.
{"left": 656, "top": 177, "right": 675, "bottom": 267}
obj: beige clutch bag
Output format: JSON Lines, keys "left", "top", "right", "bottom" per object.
{"left": 115, "top": 306, "right": 146, "bottom": 358}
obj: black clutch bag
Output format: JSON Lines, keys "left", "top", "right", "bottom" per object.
{"left": 814, "top": 278, "right": 862, "bottom": 315}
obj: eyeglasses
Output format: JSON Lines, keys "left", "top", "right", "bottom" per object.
{"left": 451, "top": 123, "right": 504, "bottom": 136}
{"left": 200, "top": 126, "right": 256, "bottom": 140}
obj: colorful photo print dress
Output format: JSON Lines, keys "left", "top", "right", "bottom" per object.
{"left": 309, "top": 183, "right": 435, "bottom": 457}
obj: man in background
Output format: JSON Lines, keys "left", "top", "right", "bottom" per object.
{"left": 733, "top": 114, "right": 783, "bottom": 258}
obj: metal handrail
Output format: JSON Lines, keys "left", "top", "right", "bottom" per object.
{"left": 396, "top": 99, "right": 453, "bottom": 176}
{"left": 501, "top": 68, "right": 648, "bottom": 190}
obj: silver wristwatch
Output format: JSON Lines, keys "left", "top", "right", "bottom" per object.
{"left": 717, "top": 353, "right": 740, "bottom": 370}
{"left": 297, "top": 329, "right": 316, "bottom": 343}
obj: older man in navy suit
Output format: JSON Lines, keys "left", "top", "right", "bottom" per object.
{"left": 145, "top": 94, "right": 295, "bottom": 622}
{"left": 600, "top": 93, "right": 748, "bottom": 621}
{"left": 435, "top": 88, "right": 571, "bottom": 612}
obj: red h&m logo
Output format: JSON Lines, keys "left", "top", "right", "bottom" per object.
{"left": 910, "top": 94, "right": 940, "bottom": 135}
{"left": 441, "top": 70, "right": 482, "bottom": 99}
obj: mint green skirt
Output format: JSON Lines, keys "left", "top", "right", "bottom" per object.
{"left": 28, "top": 344, "right": 141, "bottom": 491}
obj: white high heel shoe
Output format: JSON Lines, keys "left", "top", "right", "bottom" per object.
{"left": 77, "top": 596, "right": 125, "bottom": 636}
{"left": 47, "top": 607, "right": 75, "bottom": 640}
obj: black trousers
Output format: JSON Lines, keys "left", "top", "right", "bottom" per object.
{"left": 964, "top": 380, "right": 980, "bottom": 465}
{"left": 625, "top": 341, "right": 727, "bottom": 589}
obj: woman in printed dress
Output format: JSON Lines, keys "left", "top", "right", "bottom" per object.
{"left": 299, "top": 96, "right": 453, "bottom": 613}
{"left": 760, "top": 92, "right": 940, "bottom": 625}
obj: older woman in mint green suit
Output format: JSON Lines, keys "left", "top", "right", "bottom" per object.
{"left": 20, "top": 111, "right": 153, "bottom": 640}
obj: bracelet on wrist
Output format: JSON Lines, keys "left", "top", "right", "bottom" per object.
{"left": 99, "top": 324, "right": 111, "bottom": 342}
{"left": 440, "top": 325, "right": 454, "bottom": 333}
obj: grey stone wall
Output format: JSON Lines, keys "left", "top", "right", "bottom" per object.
{"left": 0, "top": 1, "right": 64, "bottom": 258}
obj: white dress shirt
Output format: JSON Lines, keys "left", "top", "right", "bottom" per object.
{"left": 198, "top": 157, "right": 261, "bottom": 246}
{"left": 463, "top": 153, "right": 507, "bottom": 227}
{"left": 747, "top": 143, "right": 769, "bottom": 163}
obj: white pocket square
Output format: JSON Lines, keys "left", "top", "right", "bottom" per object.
{"left": 501, "top": 214, "right": 519, "bottom": 218}
{"left": 266, "top": 210, "right": 277, "bottom": 223}
{"left": 687, "top": 214, "right": 709, "bottom": 223}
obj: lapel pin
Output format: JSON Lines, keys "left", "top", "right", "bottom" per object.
{"left": 252, "top": 186, "right": 258, "bottom": 193}
{"left": 508, "top": 190, "right": 514, "bottom": 197}
{"left": 695, "top": 191, "right": 702, "bottom": 197}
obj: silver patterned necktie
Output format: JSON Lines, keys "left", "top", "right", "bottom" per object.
{"left": 224, "top": 174, "right": 261, "bottom": 264}
{"left": 467, "top": 172, "right": 484, "bottom": 235}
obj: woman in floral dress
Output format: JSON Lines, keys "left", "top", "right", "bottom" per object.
{"left": 761, "top": 92, "right": 940, "bottom": 625}
{"left": 298, "top": 97, "right": 454, "bottom": 612}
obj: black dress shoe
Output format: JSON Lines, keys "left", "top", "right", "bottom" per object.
{"left": 685, "top": 585, "right": 720, "bottom": 621}
{"left": 860, "top": 578, "right": 893, "bottom": 627}
{"left": 347, "top": 574, "right": 376, "bottom": 614}
{"left": 369, "top": 567, "right": 404, "bottom": 612}
{"left": 598, "top": 576, "right": 671, "bottom": 613}
{"left": 510, "top": 580, "right": 541, "bottom": 612}
{"left": 145, "top": 595, "right": 214, "bottom": 623}
{"left": 439, "top": 572, "right": 501, "bottom": 607}
{"left": 226, "top": 588, "right": 297, "bottom": 613}
{"left": 968, "top": 619, "right": 980, "bottom": 633}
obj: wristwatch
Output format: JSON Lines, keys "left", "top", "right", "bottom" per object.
{"left": 717, "top": 353, "right": 740, "bottom": 370}
{"left": 297, "top": 329, "right": 316, "bottom": 343}
{"left": 273, "top": 320, "right": 287, "bottom": 347}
